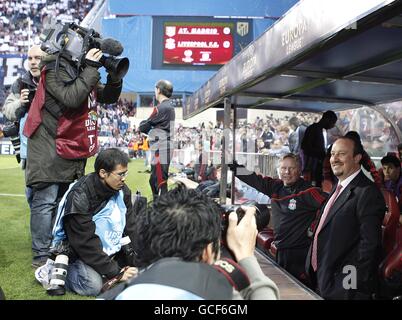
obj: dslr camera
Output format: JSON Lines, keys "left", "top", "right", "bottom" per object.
{"left": 2, "top": 122, "right": 21, "bottom": 163}
{"left": 220, "top": 201, "right": 270, "bottom": 237}
{"left": 1, "top": 83, "right": 35, "bottom": 164}
{"left": 47, "top": 241, "right": 71, "bottom": 296}
{"left": 40, "top": 21, "right": 129, "bottom": 80}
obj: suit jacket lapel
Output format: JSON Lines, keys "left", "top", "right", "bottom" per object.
{"left": 321, "top": 187, "right": 352, "bottom": 231}
{"left": 320, "top": 171, "right": 364, "bottom": 231}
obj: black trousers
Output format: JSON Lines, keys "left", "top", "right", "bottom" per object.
{"left": 276, "top": 246, "right": 310, "bottom": 285}
{"left": 149, "top": 148, "right": 171, "bottom": 199}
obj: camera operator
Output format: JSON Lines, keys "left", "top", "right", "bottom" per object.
{"left": 229, "top": 153, "right": 328, "bottom": 285}
{"left": 101, "top": 184, "right": 279, "bottom": 300}
{"left": 23, "top": 40, "right": 123, "bottom": 268}
{"left": 42, "top": 148, "right": 138, "bottom": 296}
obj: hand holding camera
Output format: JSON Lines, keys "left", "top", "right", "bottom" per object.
{"left": 120, "top": 266, "right": 138, "bottom": 282}
{"left": 226, "top": 206, "right": 258, "bottom": 262}
{"left": 19, "top": 89, "right": 30, "bottom": 105}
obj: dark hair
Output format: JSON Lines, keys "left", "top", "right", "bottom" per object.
{"left": 344, "top": 131, "right": 364, "bottom": 156}
{"left": 133, "top": 183, "right": 222, "bottom": 268}
{"left": 288, "top": 116, "right": 300, "bottom": 128}
{"left": 336, "top": 136, "right": 364, "bottom": 156}
{"left": 155, "top": 79, "right": 173, "bottom": 98}
{"left": 94, "top": 148, "right": 129, "bottom": 174}
{"left": 381, "top": 154, "right": 401, "bottom": 168}
{"left": 398, "top": 143, "right": 402, "bottom": 152}
{"left": 322, "top": 110, "right": 338, "bottom": 122}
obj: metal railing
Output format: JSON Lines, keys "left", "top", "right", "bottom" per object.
{"left": 171, "top": 149, "right": 280, "bottom": 178}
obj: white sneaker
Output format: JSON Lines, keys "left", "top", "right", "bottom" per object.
{"left": 34, "top": 258, "right": 55, "bottom": 290}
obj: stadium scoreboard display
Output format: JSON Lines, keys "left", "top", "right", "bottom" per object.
{"left": 162, "top": 22, "right": 234, "bottom": 66}
{"left": 152, "top": 17, "right": 253, "bottom": 70}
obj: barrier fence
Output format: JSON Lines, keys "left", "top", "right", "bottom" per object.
{"left": 171, "top": 149, "right": 281, "bottom": 178}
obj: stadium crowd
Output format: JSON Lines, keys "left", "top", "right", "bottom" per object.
{"left": 0, "top": 0, "right": 95, "bottom": 54}
{"left": 0, "top": 0, "right": 401, "bottom": 301}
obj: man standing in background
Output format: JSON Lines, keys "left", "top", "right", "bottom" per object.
{"left": 139, "top": 79, "right": 175, "bottom": 199}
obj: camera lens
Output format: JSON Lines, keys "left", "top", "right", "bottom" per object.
{"left": 47, "top": 254, "right": 69, "bottom": 296}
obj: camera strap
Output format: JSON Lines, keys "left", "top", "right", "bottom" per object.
{"left": 213, "top": 258, "right": 251, "bottom": 292}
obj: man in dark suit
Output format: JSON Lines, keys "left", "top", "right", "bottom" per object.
{"left": 307, "top": 137, "right": 385, "bottom": 300}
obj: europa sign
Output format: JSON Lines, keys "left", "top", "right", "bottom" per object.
{"left": 163, "top": 23, "right": 234, "bottom": 66}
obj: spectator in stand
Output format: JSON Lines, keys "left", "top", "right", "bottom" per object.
{"left": 381, "top": 154, "right": 402, "bottom": 215}
{"left": 288, "top": 116, "right": 306, "bottom": 155}
{"left": 398, "top": 143, "right": 402, "bottom": 161}
{"left": 301, "top": 110, "right": 338, "bottom": 187}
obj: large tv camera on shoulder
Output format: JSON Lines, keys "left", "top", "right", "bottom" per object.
{"left": 39, "top": 21, "right": 129, "bottom": 80}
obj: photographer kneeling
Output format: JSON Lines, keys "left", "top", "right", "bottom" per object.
{"left": 37, "top": 148, "right": 138, "bottom": 296}
{"left": 101, "top": 184, "right": 279, "bottom": 300}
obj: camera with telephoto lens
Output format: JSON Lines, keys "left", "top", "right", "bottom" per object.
{"left": 220, "top": 201, "right": 270, "bottom": 238}
{"left": 39, "top": 21, "right": 129, "bottom": 80}
{"left": 2, "top": 122, "right": 21, "bottom": 162}
{"left": 47, "top": 241, "right": 71, "bottom": 296}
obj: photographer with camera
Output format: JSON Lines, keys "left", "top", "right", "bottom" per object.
{"left": 99, "top": 184, "right": 279, "bottom": 300}
{"left": 229, "top": 153, "right": 328, "bottom": 285}
{"left": 2, "top": 45, "right": 44, "bottom": 203}
{"left": 36, "top": 148, "right": 138, "bottom": 296}
{"left": 2, "top": 45, "right": 44, "bottom": 210}
{"left": 23, "top": 23, "right": 126, "bottom": 269}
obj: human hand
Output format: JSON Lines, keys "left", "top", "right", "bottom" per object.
{"left": 226, "top": 206, "right": 257, "bottom": 262}
{"left": 227, "top": 160, "right": 244, "bottom": 172}
{"left": 120, "top": 266, "right": 138, "bottom": 282}
{"left": 85, "top": 48, "right": 103, "bottom": 62}
{"left": 19, "top": 89, "right": 30, "bottom": 104}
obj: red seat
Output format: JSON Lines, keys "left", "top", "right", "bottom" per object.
{"left": 381, "top": 189, "right": 400, "bottom": 256}
{"left": 381, "top": 225, "right": 402, "bottom": 280}
{"left": 257, "top": 227, "right": 274, "bottom": 255}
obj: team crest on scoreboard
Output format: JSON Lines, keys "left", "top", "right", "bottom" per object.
{"left": 165, "top": 26, "right": 176, "bottom": 37}
{"left": 237, "top": 22, "right": 249, "bottom": 37}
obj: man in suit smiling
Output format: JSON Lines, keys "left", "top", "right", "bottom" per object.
{"left": 307, "top": 136, "right": 385, "bottom": 300}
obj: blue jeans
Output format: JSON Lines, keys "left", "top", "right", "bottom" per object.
{"left": 29, "top": 184, "right": 62, "bottom": 261}
{"left": 25, "top": 186, "right": 32, "bottom": 209}
{"left": 65, "top": 259, "right": 103, "bottom": 296}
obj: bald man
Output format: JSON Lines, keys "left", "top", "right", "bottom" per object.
{"left": 3, "top": 45, "right": 44, "bottom": 122}
{"left": 2, "top": 45, "right": 45, "bottom": 264}
{"left": 3, "top": 45, "right": 44, "bottom": 161}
